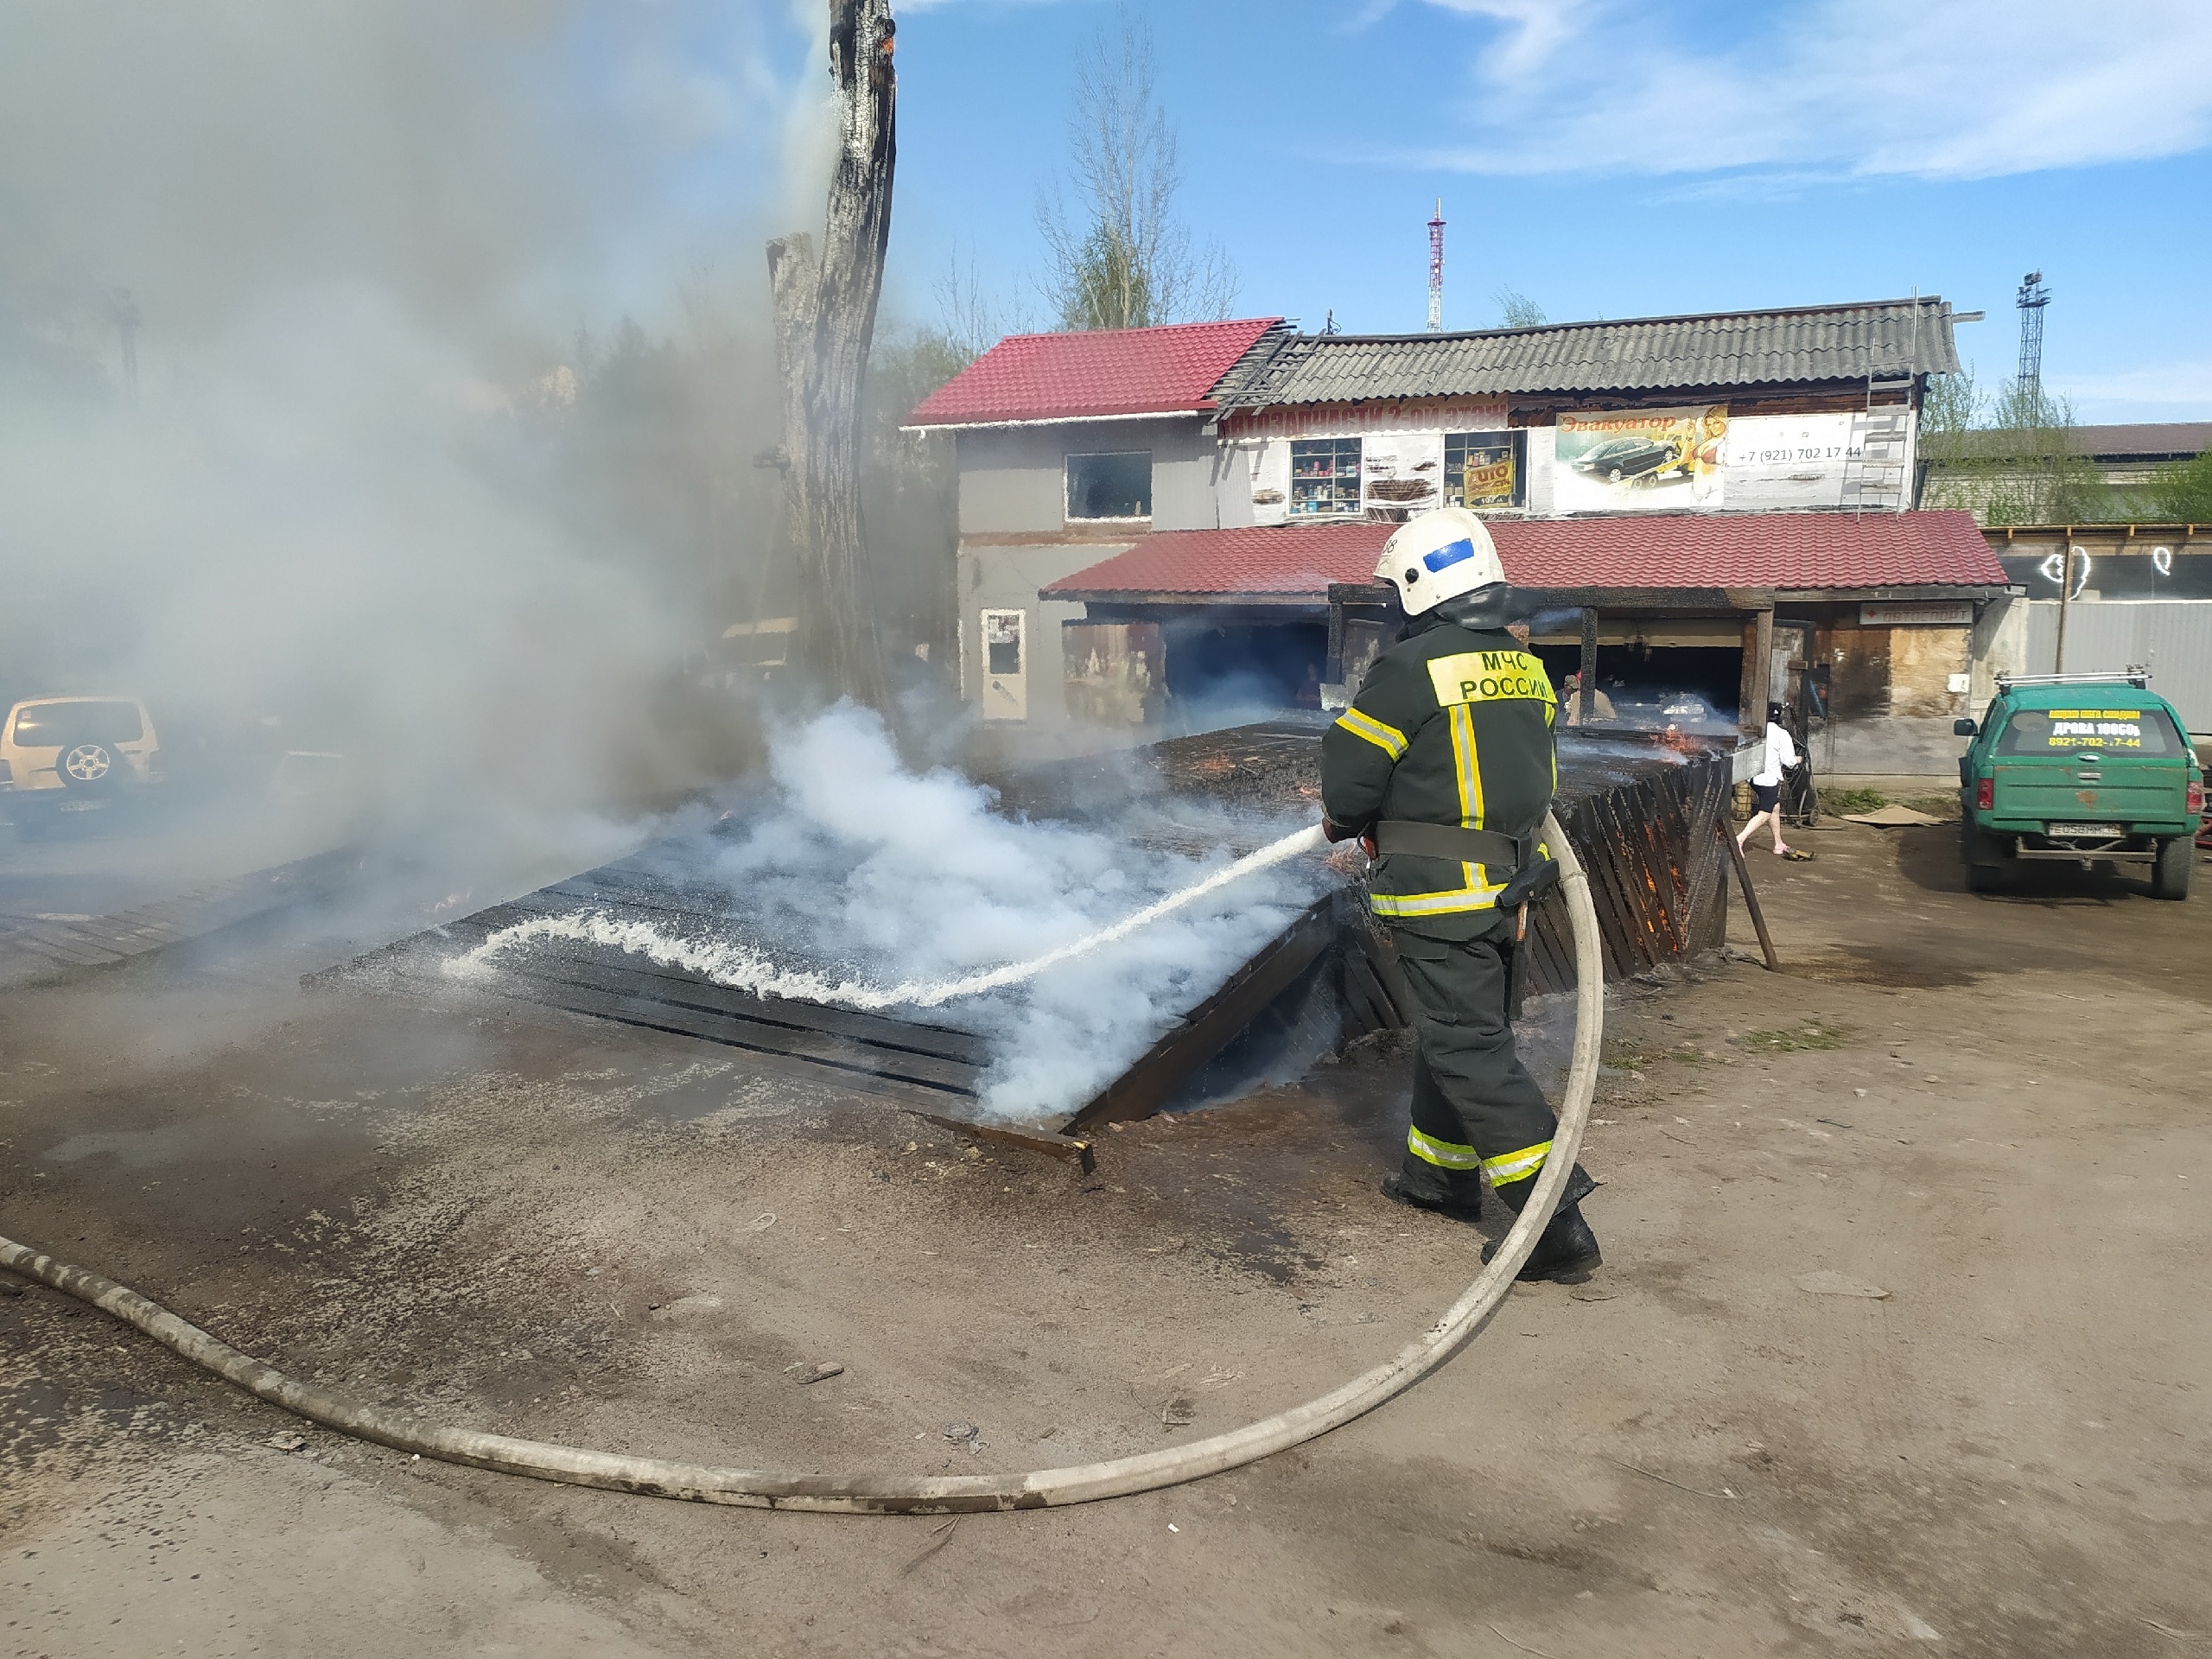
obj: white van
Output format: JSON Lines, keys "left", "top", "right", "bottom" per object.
{"left": 0, "top": 696, "right": 164, "bottom": 823}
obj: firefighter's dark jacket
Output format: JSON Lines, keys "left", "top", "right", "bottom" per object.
{"left": 1321, "top": 612, "right": 1559, "bottom": 940}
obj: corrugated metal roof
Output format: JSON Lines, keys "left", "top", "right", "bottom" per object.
{"left": 2068, "top": 423, "right": 2212, "bottom": 461}
{"left": 1213, "top": 299, "right": 1962, "bottom": 412}
{"left": 1041, "top": 511, "right": 2006, "bottom": 601}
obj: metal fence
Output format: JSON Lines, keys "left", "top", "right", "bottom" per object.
{"left": 2025, "top": 601, "right": 2212, "bottom": 733}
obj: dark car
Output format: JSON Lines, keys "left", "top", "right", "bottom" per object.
{"left": 1572, "top": 435, "right": 1677, "bottom": 484}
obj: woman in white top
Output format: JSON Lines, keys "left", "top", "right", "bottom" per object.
{"left": 1737, "top": 702, "right": 1808, "bottom": 859}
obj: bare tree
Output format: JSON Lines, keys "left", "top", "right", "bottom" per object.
{"left": 768, "top": 0, "right": 898, "bottom": 711}
{"left": 1918, "top": 366, "right": 2112, "bottom": 525}
{"left": 933, "top": 243, "right": 1032, "bottom": 361}
{"left": 1036, "top": 10, "right": 1236, "bottom": 332}
{"left": 1493, "top": 285, "right": 1547, "bottom": 329}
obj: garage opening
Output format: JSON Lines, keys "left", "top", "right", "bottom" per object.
{"left": 1531, "top": 642, "right": 1744, "bottom": 730}
{"left": 1160, "top": 619, "right": 1328, "bottom": 731}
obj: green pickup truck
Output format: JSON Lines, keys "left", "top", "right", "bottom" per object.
{"left": 1955, "top": 671, "right": 2203, "bottom": 898}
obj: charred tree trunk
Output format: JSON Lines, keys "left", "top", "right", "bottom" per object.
{"left": 769, "top": 0, "right": 897, "bottom": 711}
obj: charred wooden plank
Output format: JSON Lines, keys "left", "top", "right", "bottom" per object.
{"left": 504, "top": 974, "right": 982, "bottom": 1097}
{"left": 1061, "top": 896, "right": 1337, "bottom": 1132}
{"left": 496, "top": 954, "right": 988, "bottom": 1073}
{"left": 900, "top": 1109, "right": 1096, "bottom": 1173}
{"left": 1341, "top": 940, "right": 1399, "bottom": 1034}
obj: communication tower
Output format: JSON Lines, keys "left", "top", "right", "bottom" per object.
{"left": 2015, "top": 270, "right": 2050, "bottom": 404}
{"left": 1427, "top": 200, "right": 1445, "bottom": 332}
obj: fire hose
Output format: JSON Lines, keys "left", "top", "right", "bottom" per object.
{"left": 0, "top": 808, "right": 1602, "bottom": 1515}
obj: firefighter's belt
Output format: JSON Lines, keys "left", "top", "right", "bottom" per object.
{"left": 1374, "top": 821, "right": 1533, "bottom": 870}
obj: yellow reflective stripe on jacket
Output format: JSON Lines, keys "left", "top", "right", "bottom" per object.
{"left": 1482, "top": 1141, "right": 1553, "bottom": 1185}
{"left": 1335, "top": 706, "right": 1408, "bottom": 760}
{"left": 1426, "top": 650, "right": 1557, "bottom": 709}
{"left": 1442, "top": 704, "right": 1492, "bottom": 898}
{"left": 1369, "top": 876, "right": 1510, "bottom": 918}
{"left": 1449, "top": 703, "right": 1485, "bottom": 829}
{"left": 1408, "top": 1125, "right": 1481, "bottom": 1171}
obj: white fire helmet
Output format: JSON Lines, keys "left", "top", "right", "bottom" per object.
{"left": 1376, "top": 506, "right": 1508, "bottom": 616}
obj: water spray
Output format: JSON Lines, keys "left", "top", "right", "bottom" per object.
{"left": 445, "top": 824, "right": 1332, "bottom": 1010}
{"left": 0, "top": 810, "right": 1603, "bottom": 1513}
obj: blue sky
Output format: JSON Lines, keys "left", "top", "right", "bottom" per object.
{"left": 857, "top": 0, "right": 2212, "bottom": 423}
{"left": 6, "top": 1, "right": 2205, "bottom": 426}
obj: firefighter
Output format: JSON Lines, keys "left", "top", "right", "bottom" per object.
{"left": 1320, "top": 506, "right": 1601, "bottom": 1281}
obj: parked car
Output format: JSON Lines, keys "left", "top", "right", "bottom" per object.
{"left": 1571, "top": 435, "right": 1677, "bottom": 485}
{"left": 0, "top": 696, "right": 164, "bottom": 830}
{"left": 1954, "top": 671, "right": 2202, "bottom": 898}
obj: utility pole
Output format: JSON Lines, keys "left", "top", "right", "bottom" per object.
{"left": 1426, "top": 200, "right": 1445, "bottom": 333}
{"left": 768, "top": 0, "right": 897, "bottom": 711}
{"left": 2015, "top": 271, "right": 2050, "bottom": 406}
{"left": 2056, "top": 545, "right": 2076, "bottom": 671}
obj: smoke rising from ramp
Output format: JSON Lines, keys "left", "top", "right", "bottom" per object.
{"left": 450, "top": 706, "right": 1332, "bottom": 1120}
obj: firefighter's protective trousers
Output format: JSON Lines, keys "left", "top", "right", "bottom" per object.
{"left": 1393, "top": 918, "right": 1560, "bottom": 1205}
{"left": 1321, "top": 610, "right": 1565, "bottom": 1202}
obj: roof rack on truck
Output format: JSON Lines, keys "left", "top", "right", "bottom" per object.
{"left": 1995, "top": 667, "right": 2152, "bottom": 690}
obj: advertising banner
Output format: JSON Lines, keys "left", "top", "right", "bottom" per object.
{"left": 1725, "top": 413, "right": 1864, "bottom": 511}
{"left": 1464, "top": 452, "right": 1515, "bottom": 505}
{"left": 1452, "top": 435, "right": 1519, "bottom": 508}
{"left": 1554, "top": 405, "right": 1726, "bottom": 514}
{"left": 1246, "top": 438, "right": 1290, "bottom": 524}
{"left": 1360, "top": 430, "right": 1445, "bottom": 517}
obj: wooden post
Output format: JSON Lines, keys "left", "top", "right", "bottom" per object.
{"left": 1738, "top": 607, "right": 1774, "bottom": 732}
{"left": 768, "top": 0, "right": 898, "bottom": 712}
{"left": 1578, "top": 607, "right": 1599, "bottom": 725}
{"left": 1722, "top": 824, "right": 1782, "bottom": 971}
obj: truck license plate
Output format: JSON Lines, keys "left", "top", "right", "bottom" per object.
{"left": 2048, "top": 823, "right": 2119, "bottom": 837}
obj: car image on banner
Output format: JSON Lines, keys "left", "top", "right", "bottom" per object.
{"left": 1554, "top": 405, "right": 1726, "bottom": 514}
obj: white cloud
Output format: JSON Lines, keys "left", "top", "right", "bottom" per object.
{"left": 2059, "top": 361, "right": 2212, "bottom": 418}
{"left": 1421, "top": 0, "right": 1599, "bottom": 82}
{"left": 1404, "top": 0, "right": 2212, "bottom": 181}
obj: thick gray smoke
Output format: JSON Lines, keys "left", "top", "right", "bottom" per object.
{"left": 0, "top": 3, "right": 823, "bottom": 882}
{"left": 1, "top": 6, "right": 1332, "bottom": 1123}
{"left": 722, "top": 707, "right": 1327, "bottom": 1116}
{"left": 465, "top": 705, "right": 1331, "bottom": 1121}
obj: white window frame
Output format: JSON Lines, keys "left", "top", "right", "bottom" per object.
{"left": 1288, "top": 435, "right": 1364, "bottom": 519}
{"left": 1064, "top": 450, "right": 1154, "bottom": 524}
{"left": 1444, "top": 429, "right": 1526, "bottom": 510}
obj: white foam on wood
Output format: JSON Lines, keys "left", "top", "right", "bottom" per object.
{"left": 442, "top": 823, "right": 1326, "bottom": 1010}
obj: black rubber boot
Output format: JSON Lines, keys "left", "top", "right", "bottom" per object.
{"left": 1482, "top": 1163, "right": 1602, "bottom": 1282}
{"left": 1381, "top": 1158, "right": 1484, "bottom": 1223}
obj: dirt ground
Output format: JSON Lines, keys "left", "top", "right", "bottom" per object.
{"left": 3, "top": 817, "right": 2208, "bottom": 1658}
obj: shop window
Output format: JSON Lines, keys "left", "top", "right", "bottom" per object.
{"left": 1065, "top": 451, "right": 1152, "bottom": 520}
{"left": 1290, "top": 436, "right": 1363, "bottom": 518}
{"left": 1445, "top": 430, "right": 1524, "bottom": 508}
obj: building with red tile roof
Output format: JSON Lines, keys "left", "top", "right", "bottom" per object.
{"left": 921, "top": 299, "right": 2033, "bottom": 773}
{"left": 905, "top": 318, "right": 1285, "bottom": 428}
{"left": 1043, "top": 512, "right": 2007, "bottom": 605}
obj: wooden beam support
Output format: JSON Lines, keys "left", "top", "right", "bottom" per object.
{"left": 1739, "top": 607, "right": 1774, "bottom": 733}
{"left": 903, "top": 1109, "right": 1096, "bottom": 1173}
{"left": 1578, "top": 606, "right": 1599, "bottom": 725}
{"left": 1061, "top": 897, "right": 1337, "bottom": 1132}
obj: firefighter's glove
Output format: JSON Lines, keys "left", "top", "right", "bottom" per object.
{"left": 1495, "top": 857, "right": 1561, "bottom": 912}
{"left": 1321, "top": 817, "right": 1366, "bottom": 844}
